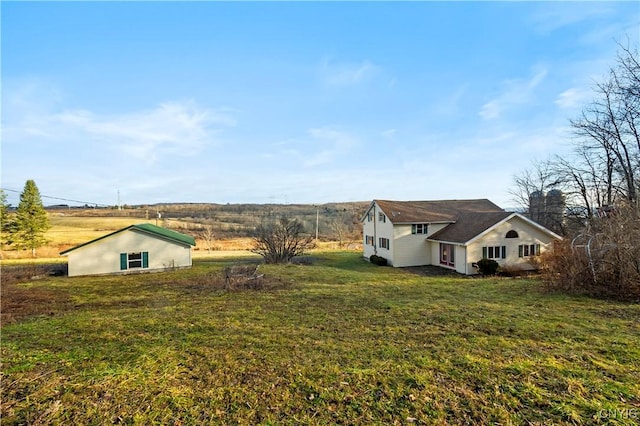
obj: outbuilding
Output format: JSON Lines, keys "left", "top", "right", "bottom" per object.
{"left": 61, "top": 223, "right": 196, "bottom": 277}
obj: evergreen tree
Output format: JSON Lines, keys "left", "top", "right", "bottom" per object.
{"left": 0, "top": 189, "right": 15, "bottom": 255}
{"left": 15, "top": 180, "right": 50, "bottom": 257}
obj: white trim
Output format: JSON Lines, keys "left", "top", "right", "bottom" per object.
{"left": 465, "top": 213, "right": 561, "bottom": 245}
{"left": 426, "top": 238, "right": 465, "bottom": 247}
{"left": 359, "top": 201, "right": 378, "bottom": 223}
{"left": 393, "top": 221, "right": 453, "bottom": 225}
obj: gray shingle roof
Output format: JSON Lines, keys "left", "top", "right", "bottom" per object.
{"left": 372, "top": 199, "right": 511, "bottom": 244}
{"left": 427, "top": 211, "right": 512, "bottom": 243}
{"left": 374, "top": 199, "right": 504, "bottom": 223}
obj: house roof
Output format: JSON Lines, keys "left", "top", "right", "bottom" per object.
{"left": 427, "top": 211, "right": 512, "bottom": 243}
{"left": 60, "top": 223, "right": 196, "bottom": 255}
{"left": 372, "top": 199, "right": 504, "bottom": 224}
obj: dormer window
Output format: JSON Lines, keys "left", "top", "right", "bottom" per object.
{"left": 505, "top": 230, "right": 519, "bottom": 238}
{"left": 412, "top": 224, "right": 428, "bottom": 234}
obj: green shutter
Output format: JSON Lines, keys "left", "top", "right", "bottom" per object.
{"left": 482, "top": 247, "right": 487, "bottom": 259}
{"left": 501, "top": 246, "right": 506, "bottom": 259}
{"left": 535, "top": 244, "right": 541, "bottom": 256}
{"left": 120, "top": 253, "right": 127, "bottom": 270}
{"left": 142, "top": 252, "right": 149, "bottom": 268}
{"left": 518, "top": 245, "right": 523, "bottom": 258}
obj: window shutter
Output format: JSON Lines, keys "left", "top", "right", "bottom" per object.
{"left": 120, "top": 253, "right": 127, "bottom": 270}
{"left": 142, "top": 252, "right": 149, "bottom": 268}
{"left": 482, "top": 247, "right": 487, "bottom": 259}
{"left": 518, "top": 245, "right": 523, "bottom": 258}
{"left": 501, "top": 246, "right": 506, "bottom": 259}
{"left": 535, "top": 244, "right": 541, "bottom": 256}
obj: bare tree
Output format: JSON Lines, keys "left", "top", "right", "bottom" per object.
{"left": 570, "top": 43, "right": 639, "bottom": 207}
{"left": 328, "top": 208, "right": 361, "bottom": 249}
{"left": 512, "top": 43, "right": 639, "bottom": 232}
{"left": 199, "top": 224, "right": 215, "bottom": 253}
{"left": 251, "top": 217, "right": 315, "bottom": 264}
{"left": 510, "top": 159, "right": 566, "bottom": 234}
{"left": 510, "top": 159, "right": 555, "bottom": 214}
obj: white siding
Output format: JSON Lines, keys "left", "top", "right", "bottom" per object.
{"left": 361, "top": 202, "right": 395, "bottom": 265}
{"left": 362, "top": 206, "right": 376, "bottom": 260}
{"left": 66, "top": 229, "right": 192, "bottom": 277}
{"left": 390, "top": 225, "right": 430, "bottom": 267}
{"left": 428, "top": 242, "right": 466, "bottom": 274}
{"left": 376, "top": 210, "right": 395, "bottom": 265}
{"left": 454, "top": 245, "right": 467, "bottom": 274}
{"left": 465, "top": 216, "right": 557, "bottom": 274}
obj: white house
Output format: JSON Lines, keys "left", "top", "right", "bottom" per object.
{"left": 362, "top": 199, "right": 561, "bottom": 275}
{"left": 61, "top": 223, "right": 196, "bottom": 277}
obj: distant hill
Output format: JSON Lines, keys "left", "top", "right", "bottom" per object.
{"left": 47, "top": 201, "right": 370, "bottom": 240}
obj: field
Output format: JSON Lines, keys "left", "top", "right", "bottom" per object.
{"left": 2, "top": 252, "right": 639, "bottom": 425}
{"left": 1, "top": 205, "right": 362, "bottom": 259}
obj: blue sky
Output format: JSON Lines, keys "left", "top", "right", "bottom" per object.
{"left": 2, "top": 2, "right": 638, "bottom": 207}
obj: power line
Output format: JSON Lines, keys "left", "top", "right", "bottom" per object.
{"left": 0, "top": 187, "right": 109, "bottom": 207}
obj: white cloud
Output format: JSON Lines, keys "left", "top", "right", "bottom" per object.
{"left": 479, "top": 67, "right": 548, "bottom": 120}
{"left": 320, "top": 58, "right": 379, "bottom": 86}
{"left": 56, "top": 101, "right": 235, "bottom": 162}
{"left": 555, "top": 88, "right": 591, "bottom": 110}
{"left": 530, "top": 4, "right": 615, "bottom": 34}
{"left": 4, "top": 82, "right": 236, "bottom": 165}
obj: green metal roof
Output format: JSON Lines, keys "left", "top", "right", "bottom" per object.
{"left": 60, "top": 223, "right": 196, "bottom": 255}
{"left": 131, "top": 223, "right": 196, "bottom": 246}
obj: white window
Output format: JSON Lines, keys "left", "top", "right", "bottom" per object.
{"left": 365, "top": 235, "right": 374, "bottom": 245}
{"left": 482, "top": 246, "right": 506, "bottom": 259}
{"left": 519, "top": 244, "right": 541, "bottom": 257}
{"left": 379, "top": 237, "right": 390, "bottom": 249}
{"left": 366, "top": 211, "right": 374, "bottom": 222}
{"left": 411, "top": 224, "right": 428, "bottom": 234}
{"left": 121, "top": 252, "right": 148, "bottom": 270}
{"left": 378, "top": 212, "right": 386, "bottom": 223}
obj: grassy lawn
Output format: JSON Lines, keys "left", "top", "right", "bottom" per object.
{"left": 2, "top": 251, "right": 639, "bottom": 425}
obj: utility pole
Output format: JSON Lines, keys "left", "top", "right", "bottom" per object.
{"left": 315, "top": 205, "right": 319, "bottom": 243}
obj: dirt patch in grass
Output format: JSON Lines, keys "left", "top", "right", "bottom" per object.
{"left": 403, "top": 265, "right": 468, "bottom": 277}
{"left": 1, "top": 266, "right": 73, "bottom": 326}
{"left": 175, "top": 263, "right": 292, "bottom": 292}
{"left": 1, "top": 262, "right": 291, "bottom": 327}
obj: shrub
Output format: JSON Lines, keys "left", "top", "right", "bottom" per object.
{"left": 476, "top": 258, "right": 499, "bottom": 275}
{"left": 369, "top": 255, "right": 388, "bottom": 266}
{"left": 540, "top": 202, "right": 640, "bottom": 301}
{"left": 251, "top": 217, "right": 314, "bottom": 264}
